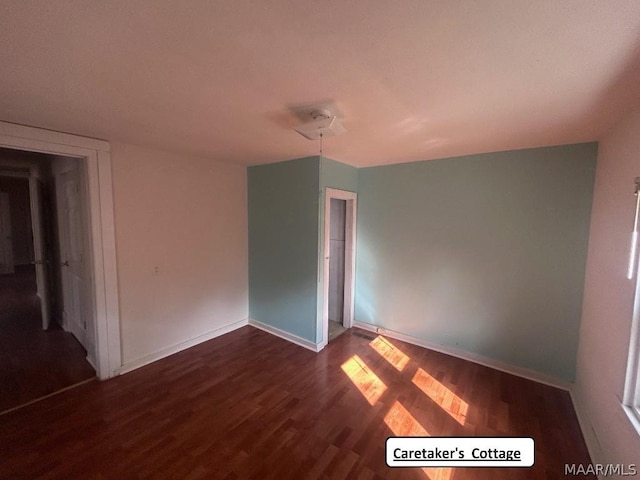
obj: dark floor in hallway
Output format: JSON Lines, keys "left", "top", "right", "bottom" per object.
{"left": 0, "top": 265, "right": 95, "bottom": 413}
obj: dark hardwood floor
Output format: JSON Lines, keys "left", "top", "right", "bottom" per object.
{"left": 0, "top": 325, "right": 593, "bottom": 479}
{"left": 0, "top": 265, "right": 95, "bottom": 413}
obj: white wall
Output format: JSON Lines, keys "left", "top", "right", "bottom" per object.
{"left": 573, "top": 108, "right": 640, "bottom": 465}
{"left": 111, "top": 142, "right": 248, "bottom": 367}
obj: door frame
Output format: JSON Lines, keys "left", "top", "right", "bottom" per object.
{"left": 321, "top": 187, "right": 357, "bottom": 347}
{"left": 0, "top": 121, "right": 121, "bottom": 379}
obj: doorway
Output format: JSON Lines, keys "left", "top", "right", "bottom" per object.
{"left": 0, "top": 150, "right": 95, "bottom": 413}
{"left": 0, "top": 121, "right": 121, "bottom": 382}
{"left": 328, "top": 198, "right": 347, "bottom": 342}
{"left": 322, "top": 188, "right": 357, "bottom": 346}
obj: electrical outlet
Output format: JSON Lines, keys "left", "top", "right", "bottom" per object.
{"left": 153, "top": 266, "right": 160, "bottom": 275}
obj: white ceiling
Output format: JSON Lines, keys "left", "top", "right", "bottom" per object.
{"left": 1, "top": 1, "right": 639, "bottom": 167}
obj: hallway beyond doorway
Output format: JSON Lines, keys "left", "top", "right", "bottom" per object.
{"left": 0, "top": 265, "right": 95, "bottom": 413}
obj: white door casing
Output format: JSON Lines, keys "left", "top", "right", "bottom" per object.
{"left": 321, "top": 188, "right": 357, "bottom": 348}
{"left": 0, "top": 192, "right": 14, "bottom": 275}
{"left": 0, "top": 121, "right": 121, "bottom": 379}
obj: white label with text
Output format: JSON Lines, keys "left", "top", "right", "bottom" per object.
{"left": 386, "top": 437, "right": 535, "bottom": 468}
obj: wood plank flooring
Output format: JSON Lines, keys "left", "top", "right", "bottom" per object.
{"left": 0, "top": 266, "right": 95, "bottom": 413}
{"left": 0, "top": 326, "right": 593, "bottom": 479}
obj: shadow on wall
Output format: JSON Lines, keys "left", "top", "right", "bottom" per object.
{"left": 354, "top": 237, "right": 378, "bottom": 325}
{"left": 584, "top": 39, "right": 640, "bottom": 135}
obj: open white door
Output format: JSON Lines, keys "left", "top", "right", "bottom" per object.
{"left": 29, "top": 175, "right": 52, "bottom": 329}
{"left": 0, "top": 192, "right": 14, "bottom": 275}
{"left": 57, "top": 163, "right": 89, "bottom": 348}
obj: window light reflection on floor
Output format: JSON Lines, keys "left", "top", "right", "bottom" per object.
{"left": 412, "top": 367, "right": 468, "bottom": 426}
{"left": 384, "top": 400, "right": 452, "bottom": 480}
{"left": 384, "top": 399, "right": 429, "bottom": 436}
{"left": 369, "top": 335, "right": 410, "bottom": 371}
{"left": 340, "top": 338, "right": 455, "bottom": 480}
{"left": 340, "top": 354, "right": 387, "bottom": 405}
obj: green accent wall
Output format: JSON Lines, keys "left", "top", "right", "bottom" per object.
{"left": 355, "top": 144, "right": 597, "bottom": 381}
{"left": 248, "top": 145, "right": 596, "bottom": 381}
{"left": 248, "top": 156, "right": 320, "bottom": 341}
{"left": 320, "top": 156, "right": 358, "bottom": 192}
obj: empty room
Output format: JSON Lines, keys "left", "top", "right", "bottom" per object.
{"left": 1, "top": 1, "right": 639, "bottom": 479}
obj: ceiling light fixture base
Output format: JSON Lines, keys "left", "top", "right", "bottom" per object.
{"left": 294, "top": 108, "right": 346, "bottom": 140}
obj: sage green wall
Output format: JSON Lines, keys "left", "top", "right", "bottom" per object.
{"left": 317, "top": 157, "right": 359, "bottom": 342}
{"left": 355, "top": 144, "right": 597, "bottom": 381}
{"left": 248, "top": 156, "right": 320, "bottom": 342}
{"left": 320, "top": 156, "right": 358, "bottom": 193}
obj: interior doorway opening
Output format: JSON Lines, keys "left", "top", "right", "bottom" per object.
{"left": 0, "top": 148, "right": 95, "bottom": 413}
{"left": 322, "top": 188, "right": 357, "bottom": 347}
{"left": 328, "top": 198, "right": 347, "bottom": 342}
{"left": 0, "top": 121, "right": 121, "bottom": 381}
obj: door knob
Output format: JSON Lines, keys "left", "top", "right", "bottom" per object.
{"left": 61, "top": 261, "right": 70, "bottom": 267}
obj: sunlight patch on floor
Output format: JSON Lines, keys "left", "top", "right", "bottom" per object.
{"left": 383, "top": 400, "right": 452, "bottom": 480}
{"left": 412, "top": 367, "right": 468, "bottom": 426}
{"left": 340, "top": 355, "right": 387, "bottom": 405}
{"left": 384, "top": 399, "right": 429, "bottom": 436}
{"left": 369, "top": 335, "right": 410, "bottom": 371}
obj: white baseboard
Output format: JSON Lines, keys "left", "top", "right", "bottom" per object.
{"left": 64, "top": 317, "right": 99, "bottom": 373}
{"left": 86, "top": 351, "right": 97, "bottom": 371}
{"left": 119, "top": 318, "right": 249, "bottom": 375}
{"left": 568, "top": 387, "right": 603, "bottom": 467}
{"left": 67, "top": 319, "right": 86, "bottom": 348}
{"left": 353, "top": 321, "right": 571, "bottom": 391}
{"left": 249, "top": 319, "right": 321, "bottom": 352}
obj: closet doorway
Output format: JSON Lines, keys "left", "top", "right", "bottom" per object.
{"left": 322, "top": 188, "right": 357, "bottom": 346}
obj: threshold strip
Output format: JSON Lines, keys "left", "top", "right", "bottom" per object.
{"left": 0, "top": 377, "right": 96, "bottom": 416}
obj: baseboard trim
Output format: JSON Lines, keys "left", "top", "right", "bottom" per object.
{"left": 0, "top": 377, "right": 96, "bottom": 417}
{"left": 86, "top": 353, "right": 97, "bottom": 371}
{"left": 249, "top": 319, "right": 321, "bottom": 352}
{"left": 120, "top": 318, "right": 249, "bottom": 375}
{"left": 568, "top": 387, "right": 603, "bottom": 466}
{"left": 67, "top": 320, "right": 87, "bottom": 349}
{"left": 353, "top": 321, "right": 571, "bottom": 391}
